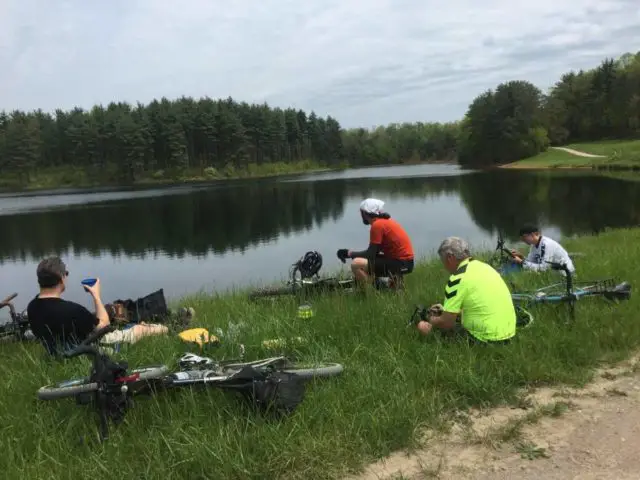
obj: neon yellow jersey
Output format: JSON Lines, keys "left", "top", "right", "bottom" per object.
{"left": 442, "top": 257, "right": 516, "bottom": 342}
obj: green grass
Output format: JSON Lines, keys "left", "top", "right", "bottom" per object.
{"left": 1, "top": 228, "right": 639, "bottom": 479}
{"left": 505, "top": 139, "right": 640, "bottom": 169}
{"left": 0, "top": 159, "right": 338, "bottom": 193}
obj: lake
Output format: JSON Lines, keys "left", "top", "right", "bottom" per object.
{"left": 2, "top": 164, "right": 639, "bottom": 320}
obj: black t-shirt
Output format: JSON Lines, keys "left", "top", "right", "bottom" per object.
{"left": 27, "top": 297, "right": 98, "bottom": 355}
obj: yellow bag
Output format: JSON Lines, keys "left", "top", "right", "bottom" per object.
{"left": 178, "top": 328, "right": 219, "bottom": 347}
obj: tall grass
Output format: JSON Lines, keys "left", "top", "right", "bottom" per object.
{"left": 0, "top": 228, "right": 638, "bottom": 479}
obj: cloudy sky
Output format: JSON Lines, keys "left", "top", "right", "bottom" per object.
{"left": 1, "top": 0, "right": 638, "bottom": 128}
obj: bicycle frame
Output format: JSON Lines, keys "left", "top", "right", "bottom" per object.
{"left": 0, "top": 293, "right": 31, "bottom": 341}
{"left": 510, "top": 261, "right": 631, "bottom": 320}
{"left": 51, "top": 326, "right": 313, "bottom": 442}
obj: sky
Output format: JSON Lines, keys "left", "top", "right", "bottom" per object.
{"left": 0, "top": 0, "right": 638, "bottom": 129}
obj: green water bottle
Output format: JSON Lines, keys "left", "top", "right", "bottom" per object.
{"left": 297, "top": 303, "right": 313, "bottom": 319}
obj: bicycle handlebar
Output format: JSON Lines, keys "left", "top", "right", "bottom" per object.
{"left": 0, "top": 293, "right": 18, "bottom": 308}
{"left": 544, "top": 261, "right": 574, "bottom": 294}
{"left": 82, "top": 324, "right": 117, "bottom": 346}
{"left": 64, "top": 344, "right": 101, "bottom": 359}
{"left": 62, "top": 324, "right": 117, "bottom": 359}
{"left": 545, "top": 261, "right": 570, "bottom": 275}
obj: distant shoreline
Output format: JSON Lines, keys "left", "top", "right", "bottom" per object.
{"left": 0, "top": 160, "right": 458, "bottom": 196}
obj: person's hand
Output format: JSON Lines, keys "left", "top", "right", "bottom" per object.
{"left": 336, "top": 249, "right": 349, "bottom": 263}
{"left": 510, "top": 249, "right": 524, "bottom": 259}
{"left": 417, "top": 321, "right": 433, "bottom": 336}
{"left": 428, "top": 303, "right": 443, "bottom": 317}
{"left": 83, "top": 278, "right": 102, "bottom": 298}
{"left": 511, "top": 255, "right": 524, "bottom": 265}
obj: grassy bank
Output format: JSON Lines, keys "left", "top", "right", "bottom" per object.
{"left": 502, "top": 139, "right": 640, "bottom": 169}
{"left": 0, "top": 159, "right": 343, "bottom": 193}
{"left": 0, "top": 228, "right": 638, "bottom": 479}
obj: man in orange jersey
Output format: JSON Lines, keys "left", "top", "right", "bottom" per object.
{"left": 337, "top": 198, "right": 414, "bottom": 286}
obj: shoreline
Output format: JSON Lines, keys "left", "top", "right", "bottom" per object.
{"left": 0, "top": 160, "right": 458, "bottom": 196}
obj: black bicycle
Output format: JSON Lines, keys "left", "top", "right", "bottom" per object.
{"left": 407, "top": 303, "right": 534, "bottom": 329}
{"left": 247, "top": 250, "right": 409, "bottom": 301}
{"left": 0, "top": 293, "right": 32, "bottom": 342}
{"left": 36, "top": 324, "right": 343, "bottom": 442}
{"left": 488, "top": 230, "right": 585, "bottom": 275}
{"left": 247, "top": 251, "right": 356, "bottom": 301}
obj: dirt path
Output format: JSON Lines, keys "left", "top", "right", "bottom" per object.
{"left": 549, "top": 146, "right": 607, "bottom": 158}
{"left": 346, "top": 356, "right": 640, "bottom": 480}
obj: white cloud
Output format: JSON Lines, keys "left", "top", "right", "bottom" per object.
{"left": 0, "top": 0, "right": 638, "bottom": 127}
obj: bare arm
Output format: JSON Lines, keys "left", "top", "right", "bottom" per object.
{"left": 428, "top": 311, "right": 458, "bottom": 330}
{"left": 84, "top": 279, "right": 110, "bottom": 329}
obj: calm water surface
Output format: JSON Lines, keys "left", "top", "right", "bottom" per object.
{"left": 2, "top": 164, "right": 639, "bottom": 320}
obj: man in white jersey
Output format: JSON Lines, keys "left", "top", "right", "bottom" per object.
{"left": 510, "top": 224, "right": 576, "bottom": 274}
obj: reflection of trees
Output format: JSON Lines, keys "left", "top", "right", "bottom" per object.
{"left": 4, "top": 170, "right": 635, "bottom": 263}
{"left": 0, "top": 176, "right": 461, "bottom": 261}
{"left": 459, "top": 171, "right": 640, "bottom": 240}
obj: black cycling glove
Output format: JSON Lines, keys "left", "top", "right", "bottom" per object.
{"left": 336, "top": 249, "right": 349, "bottom": 263}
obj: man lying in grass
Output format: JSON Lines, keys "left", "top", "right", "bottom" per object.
{"left": 417, "top": 237, "right": 516, "bottom": 345}
{"left": 27, "top": 257, "right": 170, "bottom": 356}
{"left": 510, "top": 224, "right": 575, "bottom": 275}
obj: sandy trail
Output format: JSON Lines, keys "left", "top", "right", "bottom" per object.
{"left": 346, "top": 356, "right": 640, "bottom": 480}
{"left": 549, "top": 146, "right": 607, "bottom": 158}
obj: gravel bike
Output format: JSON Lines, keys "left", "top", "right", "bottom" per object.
{"left": 36, "top": 324, "right": 343, "bottom": 442}
{"left": 0, "top": 293, "right": 32, "bottom": 342}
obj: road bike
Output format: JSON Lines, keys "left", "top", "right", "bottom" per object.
{"left": 36, "top": 324, "right": 343, "bottom": 442}
{"left": 0, "top": 293, "right": 32, "bottom": 342}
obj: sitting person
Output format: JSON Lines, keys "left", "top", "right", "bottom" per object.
{"left": 337, "top": 198, "right": 414, "bottom": 286}
{"left": 27, "top": 257, "right": 170, "bottom": 356}
{"left": 417, "top": 237, "right": 516, "bottom": 345}
{"left": 510, "top": 224, "right": 575, "bottom": 274}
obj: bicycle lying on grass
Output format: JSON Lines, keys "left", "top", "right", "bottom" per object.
{"left": 0, "top": 293, "right": 32, "bottom": 342}
{"left": 248, "top": 251, "right": 354, "bottom": 301}
{"left": 510, "top": 261, "right": 631, "bottom": 319}
{"left": 247, "top": 250, "right": 408, "bottom": 301}
{"left": 37, "top": 324, "right": 343, "bottom": 442}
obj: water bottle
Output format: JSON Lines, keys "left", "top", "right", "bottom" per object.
{"left": 297, "top": 304, "right": 313, "bottom": 319}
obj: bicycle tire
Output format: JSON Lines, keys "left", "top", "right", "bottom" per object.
{"left": 37, "top": 365, "right": 169, "bottom": 400}
{"left": 281, "top": 362, "right": 344, "bottom": 379}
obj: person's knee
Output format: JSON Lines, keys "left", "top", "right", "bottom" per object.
{"left": 351, "top": 258, "right": 368, "bottom": 272}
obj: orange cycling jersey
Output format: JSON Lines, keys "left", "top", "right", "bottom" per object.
{"left": 369, "top": 218, "right": 414, "bottom": 260}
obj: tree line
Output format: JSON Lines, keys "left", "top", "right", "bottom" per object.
{"left": 1, "top": 50, "right": 639, "bottom": 182}
{"left": 0, "top": 96, "right": 458, "bottom": 186}
{"left": 458, "top": 51, "right": 640, "bottom": 167}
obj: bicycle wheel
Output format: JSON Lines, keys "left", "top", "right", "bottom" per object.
{"left": 281, "top": 362, "right": 344, "bottom": 379}
{"left": 37, "top": 365, "right": 169, "bottom": 400}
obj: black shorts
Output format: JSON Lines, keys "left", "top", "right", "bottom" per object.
{"left": 367, "top": 256, "right": 414, "bottom": 277}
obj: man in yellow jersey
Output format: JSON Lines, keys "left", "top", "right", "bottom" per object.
{"left": 417, "top": 237, "right": 516, "bottom": 345}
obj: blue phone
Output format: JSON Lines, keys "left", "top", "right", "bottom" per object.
{"left": 81, "top": 278, "right": 97, "bottom": 287}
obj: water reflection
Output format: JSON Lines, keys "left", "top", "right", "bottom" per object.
{"left": 1, "top": 165, "right": 638, "bottom": 313}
